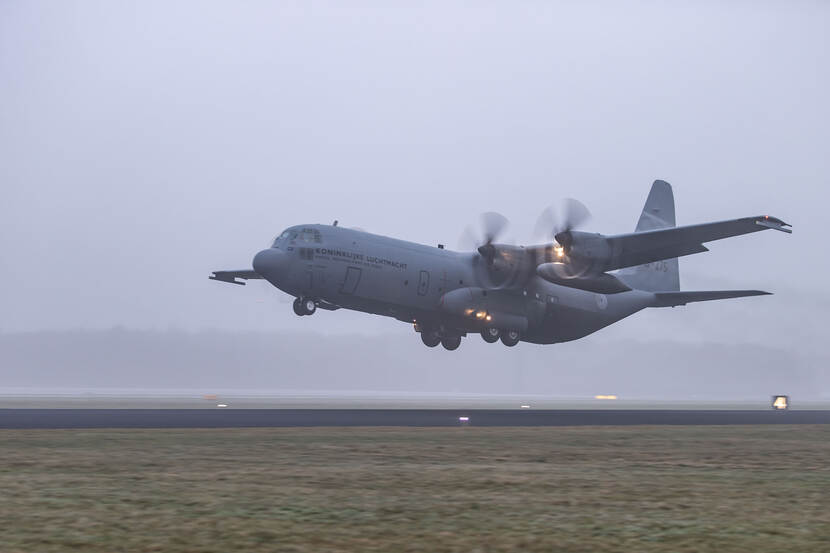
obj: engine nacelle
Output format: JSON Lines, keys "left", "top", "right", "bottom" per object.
{"left": 439, "top": 287, "right": 528, "bottom": 331}
{"left": 553, "top": 230, "right": 613, "bottom": 277}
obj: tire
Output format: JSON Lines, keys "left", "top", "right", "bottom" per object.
{"left": 303, "top": 298, "right": 317, "bottom": 315}
{"left": 481, "top": 327, "right": 500, "bottom": 343}
{"left": 421, "top": 330, "right": 441, "bottom": 348}
{"left": 441, "top": 335, "right": 462, "bottom": 351}
{"left": 292, "top": 298, "right": 305, "bottom": 316}
{"left": 500, "top": 329, "right": 520, "bottom": 347}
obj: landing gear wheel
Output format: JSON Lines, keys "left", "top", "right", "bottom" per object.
{"left": 441, "top": 335, "right": 462, "bottom": 351}
{"left": 421, "top": 330, "right": 441, "bottom": 348}
{"left": 500, "top": 330, "right": 520, "bottom": 347}
{"left": 481, "top": 327, "right": 500, "bottom": 344}
{"left": 293, "top": 297, "right": 316, "bottom": 316}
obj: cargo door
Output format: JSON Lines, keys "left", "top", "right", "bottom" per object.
{"left": 417, "top": 270, "right": 430, "bottom": 296}
{"left": 340, "top": 266, "right": 362, "bottom": 295}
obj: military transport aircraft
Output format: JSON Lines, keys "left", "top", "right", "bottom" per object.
{"left": 211, "top": 181, "right": 791, "bottom": 350}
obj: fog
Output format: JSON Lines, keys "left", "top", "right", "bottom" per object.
{"left": 1, "top": 2, "right": 827, "bottom": 397}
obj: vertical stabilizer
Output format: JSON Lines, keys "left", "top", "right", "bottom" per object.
{"left": 636, "top": 179, "right": 675, "bottom": 231}
{"left": 619, "top": 180, "right": 680, "bottom": 291}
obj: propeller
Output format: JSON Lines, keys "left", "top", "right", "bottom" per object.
{"left": 458, "top": 211, "right": 509, "bottom": 258}
{"left": 532, "top": 199, "right": 595, "bottom": 279}
{"left": 533, "top": 198, "right": 591, "bottom": 250}
{"left": 458, "top": 212, "right": 530, "bottom": 289}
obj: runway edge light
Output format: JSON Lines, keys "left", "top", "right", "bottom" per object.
{"left": 772, "top": 395, "right": 789, "bottom": 410}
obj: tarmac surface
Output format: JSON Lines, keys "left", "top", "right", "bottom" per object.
{"left": 3, "top": 408, "right": 830, "bottom": 428}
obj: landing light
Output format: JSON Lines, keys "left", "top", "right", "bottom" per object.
{"left": 475, "top": 310, "right": 487, "bottom": 320}
{"left": 217, "top": 403, "right": 228, "bottom": 408}
{"left": 554, "top": 245, "right": 565, "bottom": 258}
{"left": 772, "top": 395, "right": 789, "bottom": 410}
{"left": 594, "top": 395, "right": 617, "bottom": 400}
{"left": 485, "top": 314, "right": 492, "bottom": 322}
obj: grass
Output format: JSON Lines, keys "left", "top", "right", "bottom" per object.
{"left": 1, "top": 425, "right": 829, "bottom": 552}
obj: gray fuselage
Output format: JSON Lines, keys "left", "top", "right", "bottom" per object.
{"left": 255, "top": 224, "right": 656, "bottom": 344}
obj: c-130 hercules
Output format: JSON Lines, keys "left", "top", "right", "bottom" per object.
{"left": 211, "top": 181, "right": 791, "bottom": 350}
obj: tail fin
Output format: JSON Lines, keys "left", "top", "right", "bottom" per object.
{"left": 618, "top": 180, "right": 680, "bottom": 291}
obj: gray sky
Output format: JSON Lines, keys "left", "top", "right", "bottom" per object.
{"left": 1, "top": 1, "right": 828, "bottom": 358}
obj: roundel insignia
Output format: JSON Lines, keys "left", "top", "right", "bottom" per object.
{"left": 595, "top": 294, "right": 608, "bottom": 310}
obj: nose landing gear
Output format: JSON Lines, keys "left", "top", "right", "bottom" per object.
{"left": 293, "top": 297, "right": 317, "bottom": 316}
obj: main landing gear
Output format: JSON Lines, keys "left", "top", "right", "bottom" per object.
{"left": 293, "top": 297, "right": 316, "bottom": 316}
{"left": 441, "top": 335, "right": 462, "bottom": 351}
{"left": 420, "top": 329, "right": 441, "bottom": 348}
{"left": 419, "top": 327, "right": 462, "bottom": 351}
{"left": 480, "top": 327, "right": 500, "bottom": 343}
{"left": 500, "top": 329, "right": 520, "bottom": 347}
{"left": 480, "top": 327, "right": 520, "bottom": 347}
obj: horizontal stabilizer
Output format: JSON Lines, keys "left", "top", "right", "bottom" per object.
{"left": 653, "top": 290, "right": 771, "bottom": 307}
{"left": 209, "top": 270, "right": 262, "bottom": 285}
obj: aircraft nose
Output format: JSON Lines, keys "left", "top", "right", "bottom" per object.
{"left": 252, "top": 248, "right": 288, "bottom": 281}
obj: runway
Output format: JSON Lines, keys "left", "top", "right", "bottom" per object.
{"left": 2, "top": 408, "right": 830, "bottom": 428}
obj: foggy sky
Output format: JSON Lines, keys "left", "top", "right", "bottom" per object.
{"left": 3, "top": 329, "right": 825, "bottom": 400}
{"left": 1, "top": 2, "right": 828, "bottom": 388}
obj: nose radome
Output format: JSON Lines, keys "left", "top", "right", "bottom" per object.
{"left": 252, "top": 248, "right": 287, "bottom": 279}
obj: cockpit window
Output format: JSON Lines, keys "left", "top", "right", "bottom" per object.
{"left": 272, "top": 230, "right": 298, "bottom": 247}
{"left": 300, "top": 228, "right": 322, "bottom": 243}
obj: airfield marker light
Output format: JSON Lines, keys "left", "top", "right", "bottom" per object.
{"left": 520, "top": 405, "right": 531, "bottom": 409}
{"left": 594, "top": 395, "right": 618, "bottom": 400}
{"left": 217, "top": 403, "right": 228, "bottom": 408}
{"left": 772, "top": 395, "right": 789, "bottom": 410}
{"left": 458, "top": 416, "right": 470, "bottom": 425}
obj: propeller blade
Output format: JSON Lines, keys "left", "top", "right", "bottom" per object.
{"left": 561, "top": 198, "right": 591, "bottom": 231}
{"left": 480, "top": 211, "right": 509, "bottom": 244}
{"left": 458, "top": 212, "right": 510, "bottom": 252}
{"left": 534, "top": 199, "right": 592, "bottom": 239}
{"left": 458, "top": 225, "right": 479, "bottom": 251}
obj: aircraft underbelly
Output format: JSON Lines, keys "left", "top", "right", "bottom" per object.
{"left": 528, "top": 286, "right": 653, "bottom": 344}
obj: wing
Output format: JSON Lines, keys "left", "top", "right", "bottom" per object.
{"left": 604, "top": 215, "right": 791, "bottom": 271}
{"left": 209, "top": 270, "right": 262, "bottom": 285}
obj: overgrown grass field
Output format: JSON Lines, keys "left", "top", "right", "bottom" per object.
{"left": 1, "top": 425, "right": 829, "bottom": 552}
